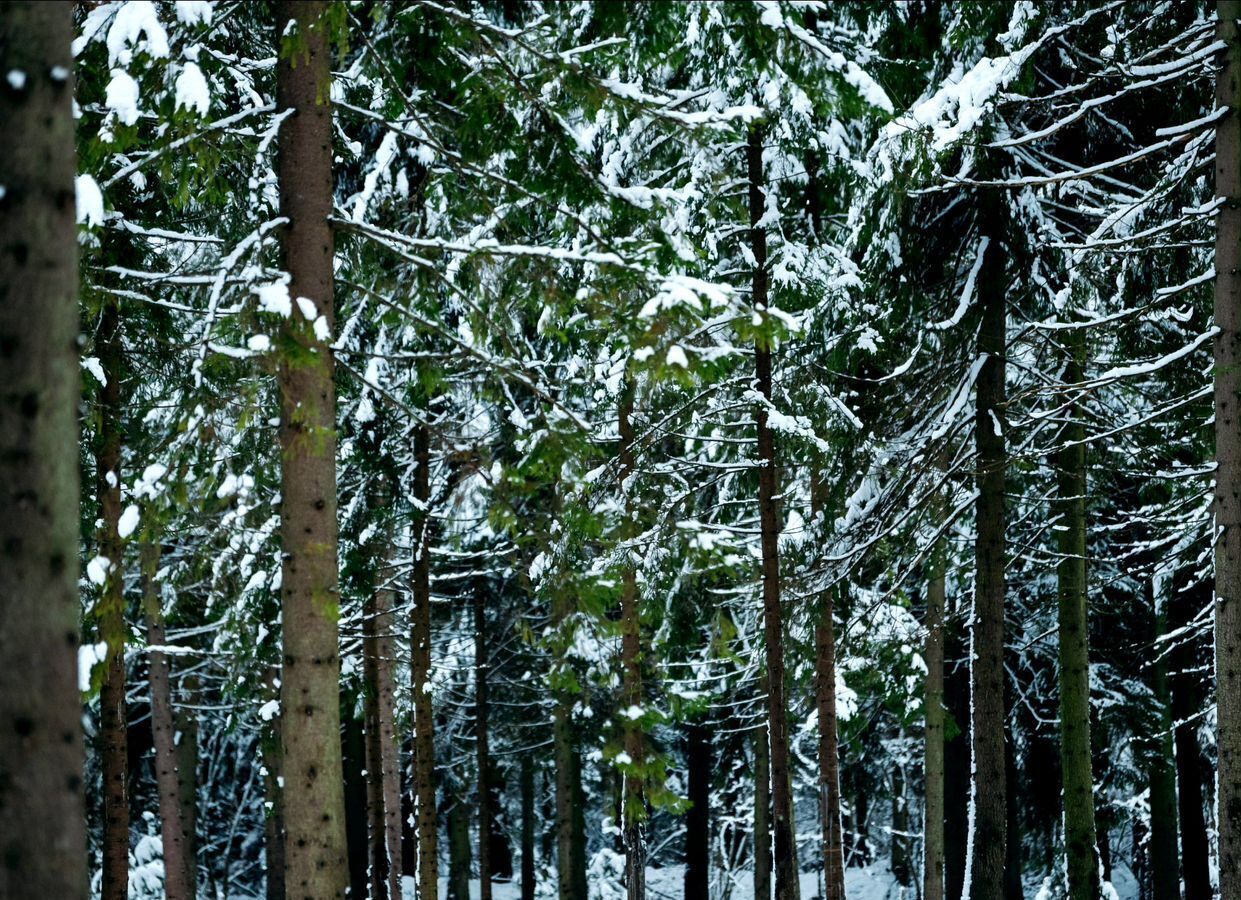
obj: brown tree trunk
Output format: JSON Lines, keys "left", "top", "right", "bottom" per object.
{"left": 448, "top": 790, "right": 471, "bottom": 900}
{"left": 969, "top": 196, "right": 1007, "bottom": 900}
{"left": 262, "top": 665, "right": 286, "bottom": 900}
{"left": 0, "top": 6, "right": 88, "bottom": 896}
{"left": 924, "top": 522, "right": 946, "bottom": 900}
{"left": 521, "top": 753, "right": 536, "bottom": 900}
{"left": 618, "top": 380, "right": 646, "bottom": 900}
{"left": 1215, "top": 4, "right": 1241, "bottom": 896}
{"left": 273, "top": 4, "right": 349, "bottom": 896}
{"left": 96, "top": 290, "right": 129, "bottom": 900}
{"left": 815, "top": 587, "right": 846, "bottom": 900}
{"left": 747, "top": 123, "right": 800, "bottom": 900}
{"left": 142, "top": 541, "right": 195, "bottom": 900}
{"left": 365, "top": 548, "right": 403, "bottom": 900}
{"left": 411, "top": 421, "right": 439, "bottom": 900}
{"left": 754, "top": 690, "right": 771, "bottom": 900}
{"left": 175, "top": 677, "right": 199, "bottom": 882}
{"left": 475, "top": 589, "right": 494, "bottom": 900}
{"left": 684, "top": 721, "right": 711, "bottom": 899}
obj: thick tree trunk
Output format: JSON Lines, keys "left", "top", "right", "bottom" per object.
{"left": 685, "top": 721, "right": 711, "bottom": 899}
{"left": 1055, "top": 329, "right": 1099, "bottom": 900}
{"left": 1146, "top": 583, "right": 1179, "bottom": 900}
{"left": 448, "top": 792, "right": 472, "bottom": 900}
{"left": 475, "top": 589, "right": 494, "bottom": 900}
{"left": 924, "top": 523, "right": 946, "bottom": 900}
{"left": 553, "top": 590, "right": 588, "bottom": 900}
{"left": 142, "top": 541, "right": 195, "bottom": 900}
{"left": 175, "top": 677, "right": 199, "bottom": 883}
{"left": 1215, "top": 4, "right": 1241, "bottom": 895}
{"left": 0, "top": 6, "right": 88, "bottom": 896}
{"left": 364, "top": 547, "right": 403, "bottom": 900}
{"left": 411, "top": 421, "right": 439, "bottom": 900}
{"left": 754, "top": 697, "right": 771, "bottom": 900}
{"left": 815, "top": 587, "right": 846, "bottom": 900}
{"left": 262, "top": 666, "right": 286, "bottom": 900}
{"left": 521, "top": 753, "right": 536, "bottom": 900}
{"left": 273, "top": 4, "right": 349, "bottom": 896}
{"left": 96, "top": 291, "right": 129, "bottom": 900}
{"left": 618, "top": 381, "right": 646, "bottom": 900}
{"left": 748, "top": 123, "right": 800, "bottom": 900}
{"left": 969, "top": 197, "right": 1007, "bottom": 900}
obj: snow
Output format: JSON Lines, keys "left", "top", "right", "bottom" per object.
{"left": 174, "top": 1, "right": 213, "bottom": 25}
{"left": 6, "top": 70, "right": 26, "bottom": 90}
{"left": 133, "top": 463, "right": 167, "bottom": 499}
{"left": 117, "top": 504, "right": 141, "bottom": 539}
{"left": 75, "top": 175, "right": 105, "bottom": 228}
{"left": 105, "top": 68, "right": 141, "bottom": 126}
{"left": 247, "top": 334, "right": 271, "bottom": 352}
{"left": 105, "top": 1, "right": 169, "bottom": 66}
{"left": 174, "top": 61, "right": 209, "bottom": 115}
{"left": 258, "top": 699, "right": 280, "bottom": 722}
{"left": 78, "top": 641, "right": 107, "bottom": 692}
{"left": 665, "top": 345, "right": 689, "bottom": 367}
{"left": 256, "top": 281, "right": 292, "bottom": 317}
{"left": 86, "top": 555, "right": 112, "bottom": 586}
{"left": 82, "top": 356, "right": 107, "bottom": 386}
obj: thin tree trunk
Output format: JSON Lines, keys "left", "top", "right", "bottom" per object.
{"left": 175, "top": 676, "right": 199, "bottom": 886}
{"left": 411, "top": 420, "right": 439, "bottom": 900}
{"left": 891, "top": 758, "right": 911, "bottom": 888}
{"left": 816, "top": 587, "right": 846, "bottom": 900}
{"left": 968, "top": 196, "right": 1007, "bottom": 900}
{"left": 96, "top": 290, "right": 129, "bottom": 900}
{"left": 475, "top": 589, "right": 494, "bottom": 900}
{"left": 365, "top": 546, "right": 403, "bottom": 900}
{"left": 273, "top": 4, "right": 349, "bottom": 895}
{"left": 1215, "top": 4, "right": 1241, "bottom": 896}
{"left": 754, "top": 692, "right": 771, "bottom": 900}
{"left": 685, "top": 721, "right": 711, "bottom": 899}
{"left": 521, "top": 753, "right": 536, "bottom": 900}
{"left": 142, "top": 541, "right": 195, "bottom": 900}
{"left": 924, "top": 518, "right": 947, "bottom": 900}
{"left": 1055, "top": 328, "right": 1099, "bottom": 900}
{"left": 262, "top": 666, "right": 285, "bottom": 900}
{"left": 619, "top": 380, "right": 646, "bottom": 900}
{"left": 747, "top": 123, "right": 800, "bottom": 900}
{"left": 344, "top": 707, "right": 369, "bottom": 899}
{"left": 1170, "top": 582, "right": 1211, "bottom": 900}
{"left": 0, "top": 6, "right": 87, "bottom": 895}
{"left": 553, "top": 589, "right": 587, "bottom": 900}
{"left": 1146, "top": 581, "right": 1178, "bottom": 900}
{"left": 448, "top": 793, "right": 471, "bottom": 900}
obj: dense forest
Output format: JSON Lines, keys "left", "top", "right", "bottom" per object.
{"left": 5, "top": 1, "right": 1241, "bottom": 899}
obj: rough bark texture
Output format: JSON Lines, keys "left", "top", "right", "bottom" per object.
{"left": 274, "top": 4, "right": 349, "bottom": 896}
{"left": 748, "top": 123, "right": 800, "bottom": 900}
{"left": 411, "top": 421, "right": 439, "bottom": 900}
{"left": 1055, "top": 329, "right": 1099, "bottom": 900}
{"left": 969, "top": 198, "right": 1007, "bottom": 900}
{"left": 0, "top": 6, "right": 88, "bottom": 896}
{"left": 364, "top": 549, "right": 403, "bottom": 900}
{"left": 815, "top": 588, "right": 846, "bottom": 900}
{"left": 1216, "top": 4, "right": 1241, "bottom": 895}
{"left": 924, "top": 525, "right": 946, "bottom": 900}
{"left": 97, "top": 292, "right": 128, "bottom": 900}
{"left": 143, "top": 542, "right": 195, "bottom": 900}
{"left": 684, "top": 721, "right": 710, "bottom": 900}
{"left": 754, "top": 693, "right": 771, "bottom": 900}
{"left": 521, "top": 753, "right": 536, "bottom": 900}
{"left": 619, "top": 381, "right": 646, "bottom": 900}
{"left": 475, "top": 589, "right": 494, "bottom": 900}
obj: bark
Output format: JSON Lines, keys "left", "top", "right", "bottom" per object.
{"left": 274, "top": 4, "right": 349, "bottom": 896}
{"left": 364, "top": 548, "right": 403, "bottom": 900}
{"left": 0, "top": 6, "right": 87, "bottom": 896}
{"left": 891, "top": 759, "right": 911, "bottom": 887}
{"left": 344, "top": 707, "right": 369, "bottom": 899}
{"left": 748, "top": 123, "right": 800, "bottom": 900}
{"left": 1146, "top": 584, "right": 1178, "bottom": 900}
{"left": 142, "top": 541, "right": 195, "bottom": 900}
{"left": 1215, "top": 4, "right": 1241, "bottom": 895}
{"left": 1055, "top": 328, "right": 1099, "bottom": 900}
{"left": 969, "top": 195, "right": 1007, "bottom": 900}
{"left": 97, "top": 291, "right": 128, "bottom": 900}
{"left": 475, "top": 590, "right": 493, "bottom": 900}
{"left": 521, "top": 753, "right": 536, "bottom": 900}
{"left": 553, "top": 592, "right": 588, "bottom": 900}
{"left": 1169, "top": 582, "right": 1211, "bottom": 900}
{"left": 684, "top": 721, "right": 711, "bottom": 900}
{"left": 448, "top": 792, "right": 472, "bottom": 900}
{"left": 619, "top": 380, "right": 646, "bottom": 900}
{"left": 924, "top": 521, "right": 947, "bottom": 900}
{"left": 944, "top": 634, "right": 971, "bottom": 900}
{"left": 175, "top": 679, "right": 199, "bottom": 882}
{"left": 754, "top": 696, "right": 771, "bottom": 900}
{"left": 411, "top": 421, "right": 439, "bottom": 900}
{"left": 815, "top": 588, "right": 846, "bottom": 900}
{"left": 262, "top": 666, "right": 286, "bottom": 900}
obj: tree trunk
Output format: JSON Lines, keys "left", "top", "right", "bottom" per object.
{"left": 96, "top": 290, "right": 129, "bottom": 900}
{"left": 1215, "top": 4, "right": 1241, "bottom": 896}
{"left": 944, "top": 631, "right": 971, "bottom": 900}
{"left": 553, "top": 589, "right": 587, "bottom": 900}
{"left": 262, "top": 666, "right": 286, "bottom": 900}
{"left": 754, "top": 694, "right": 771, "bottom": 900}
{"left": 891, "top": 758, "right": 911, "bottom": 888}
{"left": 365, "top": 547, "right": 403, "bottom": 900}
{"left": 1146, "top": 582, "right": 1178, "bottom": 900}
{"left": 618, "top": 380, "right": 646, "bottom": 900}
{"left": 816, "top": 587, "right": 846, "bottom": 900}
{"left": 273, "top": 4, "right": 349, "bottom": 896}
{"left": 1169, "top": 582, "right": 1212, "bottom": 900}
{"left": 344, "top": 706, "right": 369, "bottom": 899}
{"left": 968, "top": 196, "right": 1007, "bottom": 900}
{"left": 747, "top": 123, "right": 800, "bottom": 900}
{"left": 448, "top": 793, "right": 472, "bottom": 900}
{"left": 1055, "top": 328, "right": 1099, "bottom": 900}
{"left": 522, "top": 753, "right": 536, "bottom": 900}
{"left": 142, "top": 541, "right": 195, "bottom": 900}
{"left": 924, "top": 522, "right": 946, "bottom": 900}
{"left": 476, "top": 589, "right": 493, "bottom": 900}
{"left": 411, "top": 420, "right": 439, "bottom": 900}
{"left": 0, "top": 6, "right": 87, "bottom": 896}
{"left": 685, "top": 721, "right": 711, "bottom": 899}
{"left": 175, "top": 676, "right": 199, "bottom": 886}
